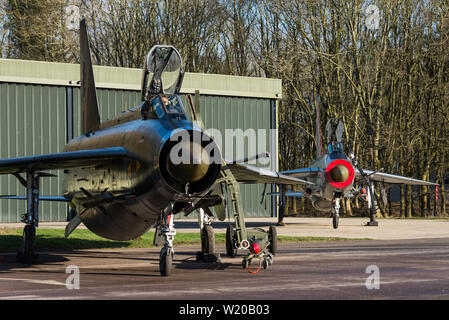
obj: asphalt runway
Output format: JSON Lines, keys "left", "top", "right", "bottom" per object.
{"left": 1, "top": 238, "right": 449, "bottom": 300}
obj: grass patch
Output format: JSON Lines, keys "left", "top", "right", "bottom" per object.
{"left": 0, "top": 228, "right": 11, "bottom": 236}
{"left": 0, "top": 228, "right": 363, "bottom": 252}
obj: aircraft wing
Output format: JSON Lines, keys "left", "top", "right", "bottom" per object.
{"left": 0, "top": 147, "right": 136, "bottom": 175}
{"left": 225, "top": 162, "right": 315, "bottom": 186}
{"left": 355, "top": 169, "right": 438, "bottom": 186}
{"left": 279, "top": 167, "right": 322, "bottom": 179}
{"left": 267, "top": 191, "right": 304, "bottom": 197}
{"left": 0, "top": 195, "right": 70, "bottom": 201}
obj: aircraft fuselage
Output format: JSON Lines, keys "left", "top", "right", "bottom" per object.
{"left": 62, "top": 102, "right": 221, "bottom": 241}
{"left": 306, "top": 148, "right": 354, "bottom": 212}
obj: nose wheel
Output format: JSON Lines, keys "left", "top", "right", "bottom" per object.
{"left": 156, "top": 209, "right": 176, "bottom": 276}
{"left": 331, "top": 198, "right": 340, "bottom": 229}
{"left": 332, "top": 214, "right": 339, "bottom": 229}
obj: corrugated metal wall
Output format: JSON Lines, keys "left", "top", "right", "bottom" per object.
{"left": 0, "top": 84, "right": 273, "bottom": 222}
{"left": 194, "top": 95, "right": 272, "bottom": 217}
{"left": 72, "top": 87, "right": 141, "bottom": 137}
{"left": 0, "top": 83, "right": 67, "bottom": 222}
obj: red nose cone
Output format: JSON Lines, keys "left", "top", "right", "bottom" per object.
{"left": 250, "top": 243, "right": 261, "bottom": 254}
{"left": 325, "top": 159, "right": 354, "bottom": 189}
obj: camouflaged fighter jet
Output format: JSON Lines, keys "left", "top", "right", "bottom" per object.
{"left": 271, "top": 97, "right": 438, "bottom": 229}
{"left": 0, "top": 20, "right": 312, "bottom": 276}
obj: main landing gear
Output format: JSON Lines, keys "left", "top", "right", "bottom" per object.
{"left": 349, "top": 153, "right": 378, "bottom": 227}
{"left": 365, "top": 184, "right": 379, "bottom": 227}
{"left": 15, "top": 171, "right": 49, "bottom": 263}
{"left": 196, "top": 208, "right": 220, "bottom": 263}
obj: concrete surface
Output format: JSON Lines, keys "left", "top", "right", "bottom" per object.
{"left": 1, "top": 239, "right": 449, "bottom": 300}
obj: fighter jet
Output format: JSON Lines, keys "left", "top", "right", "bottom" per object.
{"left": 271, "top": 97, "right": 438, "bottom": 229}
{"left": 0, "top": 20, "right": 310, "bottom": 275}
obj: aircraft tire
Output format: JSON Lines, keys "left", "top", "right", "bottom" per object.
{"left": 22, "top": 224, "right": 36, "bottom": 254}
{"left": 333, "top": 215, "right": 339, "bottom": 229}
{"left": 159, "top": 249, "right": 173, "bottom": 277}
{"left": 201, "top": 225, "right": 215, "bottom": 254}
{"left": 225, "top": 224, "right": 236, "bottom": 257}
{"left": 268, "top": 225, "right": 277, "bottom": 256}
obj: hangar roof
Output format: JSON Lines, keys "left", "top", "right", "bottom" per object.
{"left": 0, "top": 58, "right": 282, "bottom": 99}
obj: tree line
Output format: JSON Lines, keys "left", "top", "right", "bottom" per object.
{"left": 1, "top": 0, "right": 448, "bottom": 217}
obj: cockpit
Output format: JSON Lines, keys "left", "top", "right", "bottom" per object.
{"left": 328, "top": 141, "right": 344, "bottom": 154}
{"left": 142, "top": 94, "right": 187, "bottom": 120}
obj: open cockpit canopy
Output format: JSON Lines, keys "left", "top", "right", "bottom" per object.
{"left": 141, "top": 45, "right": 184, "bottom": 100}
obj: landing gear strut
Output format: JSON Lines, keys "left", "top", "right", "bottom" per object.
{"left": 277, "top": 185, "right": 287, "bottom": 226}
{"left": 349, "top": 153, "right": 378, "bottom": 227}
{"left": 365, "top": 184, "right": 379, "bottom": 227}
{"left": 16, "top": 171, "right": 44, "bottom": 263}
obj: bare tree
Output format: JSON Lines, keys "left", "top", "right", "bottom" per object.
{"left": 3, "top": 0, "right": 78, "bottom": 62}
{"left": 1, "top": 0, "right": 447, "bottom": 217}
{"left": 0, "top": 0, "right": 8, "bottom": 58}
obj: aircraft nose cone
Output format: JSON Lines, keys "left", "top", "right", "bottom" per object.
{"left": 166, "top": 141, "right": 210, "bottom": 183}
{"left": 331, "top": 164, "right": 349, "bottom": 183}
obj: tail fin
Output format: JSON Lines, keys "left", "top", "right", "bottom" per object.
{"left": 80, "top": 19, "right": 100, "bottom": 134}
{"left": 315, "top": 95, "right": 323, "bottom": 158}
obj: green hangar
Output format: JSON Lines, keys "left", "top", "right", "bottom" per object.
{"left": 0, "top": 58, "right": 282, "bottom": 223}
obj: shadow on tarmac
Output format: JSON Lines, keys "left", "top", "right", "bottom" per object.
{"left": 176, "top": 221, "right": 277, "bottom": 230}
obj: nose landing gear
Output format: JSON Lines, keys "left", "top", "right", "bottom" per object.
{"left": 154, "top": 208, "right": 176, "bottom": 277}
